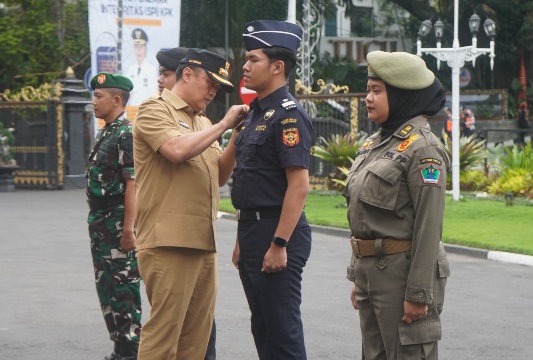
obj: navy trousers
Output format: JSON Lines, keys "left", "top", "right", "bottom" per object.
{"left": 238, "top": 214, "right": 312, "bottom": 360}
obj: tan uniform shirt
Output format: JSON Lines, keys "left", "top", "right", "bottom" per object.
{"left": 133, "top": 89, "right": 222, "bottom": 251}
{"left": 344, "top": 116, "right": 450, "bottom": 304}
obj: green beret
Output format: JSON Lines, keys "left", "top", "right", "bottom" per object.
{"left": 90, "top": 73, "right": 134, "bottom": 92}
{"left": 367, "top": 51, "right": 434, "bottom": 90}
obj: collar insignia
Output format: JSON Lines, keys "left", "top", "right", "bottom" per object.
{"left": 399, "top": 125, "right": 413, "bottom": 136}
{"left": 361, "top": 138, "right": 374, "bottom": 150}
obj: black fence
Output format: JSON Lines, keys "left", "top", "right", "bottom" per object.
{"left": 0, "top": 101, "right": 64, "bottom": 189}
{"left": 296, "top": 93, "right": 371, "bottom": 178}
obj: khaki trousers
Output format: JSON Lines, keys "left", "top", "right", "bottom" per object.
{"left": 355, "top": 253, "right": 440, "bottom": 360}
{"left": 137, "top": 247, "right": 217, "bottom": 360}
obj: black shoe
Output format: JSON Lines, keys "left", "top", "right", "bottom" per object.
{"left": 103, "top": 353, "right": 118, "bottom": 360}
{"left": 117, "top": 356, "right": 137, "bottom": 360}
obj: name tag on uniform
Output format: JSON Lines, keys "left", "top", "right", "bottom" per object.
{"left": 178, "top": 120, "right": 190, "bottom": 129}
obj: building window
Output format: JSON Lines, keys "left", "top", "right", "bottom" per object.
{"left": 325, "top": 16, "right": 337, "bottom": 37}
{"left": 350, "top": 6, "right": 373, "bottom": 37}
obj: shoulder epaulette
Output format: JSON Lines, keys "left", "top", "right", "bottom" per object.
{"left": 281, "top": 98, "right": 297, "bottom": 110}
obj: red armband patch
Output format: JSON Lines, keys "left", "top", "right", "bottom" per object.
{"left": 282, "top": 128, "right": 300, "bottom": 146}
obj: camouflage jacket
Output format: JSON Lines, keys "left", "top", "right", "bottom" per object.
{"left": 86, "top": 113, "right": 134, "bottom": 224}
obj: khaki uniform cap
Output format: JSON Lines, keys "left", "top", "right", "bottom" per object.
{"left": 367, "top": 51, "right": 434, "bottom": 90}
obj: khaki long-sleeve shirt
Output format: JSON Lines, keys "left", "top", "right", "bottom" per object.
{"left": 344, "top": 116, "right": 450, "bottom": 304}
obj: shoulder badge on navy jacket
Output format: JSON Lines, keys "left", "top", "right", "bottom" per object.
{"left": 281, "top": 98, "right": 297, "bottom": 110}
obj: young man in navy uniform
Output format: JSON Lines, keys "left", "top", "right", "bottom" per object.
{"left": 231, "top": 20, "right": 313, "bottom": 360}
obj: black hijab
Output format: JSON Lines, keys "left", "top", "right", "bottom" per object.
{"left": 379, "top": 77, "right": 446, "bottom": 141}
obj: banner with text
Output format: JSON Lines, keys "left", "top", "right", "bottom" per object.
{"left": 88, "top": 0, "right": 181, "bottom": 125}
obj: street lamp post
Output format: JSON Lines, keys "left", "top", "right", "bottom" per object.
{"left": 416, "top": 0, "right": 496, "bottom": 201}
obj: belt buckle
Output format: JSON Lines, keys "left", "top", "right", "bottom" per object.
{"left": 236, "top": 209, "right": 241, "bottom": 221}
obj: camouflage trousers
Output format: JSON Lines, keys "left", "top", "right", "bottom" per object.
{"left": 89, "top": 220, "right": 142, "bottom": 349}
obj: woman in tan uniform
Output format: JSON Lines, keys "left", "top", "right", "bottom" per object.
{"left": 344, "top": 51, "right": 450, "bottom": 360}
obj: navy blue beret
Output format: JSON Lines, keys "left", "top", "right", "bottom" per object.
{"left": 156, "top": 47, "right": 189, "bottom": 71}
{"left": 243, "top": 20, "right": 302, "bottom": 53}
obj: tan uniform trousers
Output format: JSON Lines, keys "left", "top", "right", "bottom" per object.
{"left": 355, "top": 252, "right": 442, "bottom": 360}
{"left": 137, "top": 247, "right": 217, "bottom": 360}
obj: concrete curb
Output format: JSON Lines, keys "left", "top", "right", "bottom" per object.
{"left": 217, "top": 212, "right": 533, "bottom": 268}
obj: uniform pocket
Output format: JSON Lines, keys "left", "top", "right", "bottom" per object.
{"left": 398, "top": 319, "right": 441, "bottom": 345}
{"left": 435, "top": 243, "right": 450, "bottom": 314}
{"left": 359, "top": 159, "right": 404, "bottom": 210}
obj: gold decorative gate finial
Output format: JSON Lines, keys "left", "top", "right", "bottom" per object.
{"left": 296, "top": 79, "right": 349, "bottom": 95}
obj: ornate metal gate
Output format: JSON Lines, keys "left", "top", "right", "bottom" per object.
{"left": 0, "top": 84, "right": 65, "bottom": 189}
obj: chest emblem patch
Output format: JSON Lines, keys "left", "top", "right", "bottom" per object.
{"left": 397, "top": 134, "right": 419, "bottom": 152}
{"left": 420, "top": 163, "right": 441, "bottom": 184}
{"left": 282, "top": 128, "right": 300, "bottom": 146}
{"left": 264, "top": 109, "right": 275, "bottom": 120}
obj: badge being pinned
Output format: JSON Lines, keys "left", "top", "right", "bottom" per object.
{"left": 282, "top": 128, "right": 300, "bottom": 146}
{"left": 420, "top": 163, "right": 441, "bottom": 184}
{"left": 397, "top": 134, "right": 420, "bottom": 152}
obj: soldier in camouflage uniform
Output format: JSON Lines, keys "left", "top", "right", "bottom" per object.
{"left": 87, "top": 73, "right": 141, "bottom": 360}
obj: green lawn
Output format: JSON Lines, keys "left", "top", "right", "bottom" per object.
{"left": 219, "top": 191, "right": 533, "bottom": 256}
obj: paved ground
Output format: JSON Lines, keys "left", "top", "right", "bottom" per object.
{"left": 1, "top": 189, "right": 533, "bottom": 360}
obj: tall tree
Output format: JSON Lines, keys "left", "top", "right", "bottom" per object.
{"left": 0, "top": 0, "right": 89, "bottom": 92}
{"left": 339, "top": 0, "right": 533, "bottom": 96}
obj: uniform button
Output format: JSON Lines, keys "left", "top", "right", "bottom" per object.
{"left": 417, "top": 292, "right": 424, "bottom": 298}
{"left": 378, "top": 259, "right": 385, "bottom": 267}
{"left": 211, "top": 176, "right": 214, "bottom": 179}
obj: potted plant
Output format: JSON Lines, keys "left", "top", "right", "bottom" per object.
{"left": 0, "top": 122, "right": 18, "bottom": 192}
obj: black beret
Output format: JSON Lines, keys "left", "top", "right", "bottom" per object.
{"left": 243, "top": 20, "right": 303, "bottom": 53}
{"left": 156, "top": 47, "right": 189, "bottom": 71}
{"left": 90, "top": 73, "right": 134, "bottom": 92}
{"left": 180, "top": 48, "right": 234, "bottom": 93}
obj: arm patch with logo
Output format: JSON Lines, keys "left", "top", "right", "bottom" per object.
{"left": 420, "top": 163, "right": 441, "bottom": 184}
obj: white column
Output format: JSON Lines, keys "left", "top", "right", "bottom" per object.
{"left": 451, "top": 0, "right": 461, "bottom": 201}
{"left": 287, "top": 0, "right": 296, "bottom": 23}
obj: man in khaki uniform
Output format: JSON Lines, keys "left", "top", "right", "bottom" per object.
{"left": 343, "top": 51, "right": 451, "bottom": 359}
{"left": 133, "top": 48, "right": 248, "bottom": 360}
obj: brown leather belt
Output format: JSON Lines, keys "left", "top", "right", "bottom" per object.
{"left": 350, "top": 236, "right": 411, "bottom": 258}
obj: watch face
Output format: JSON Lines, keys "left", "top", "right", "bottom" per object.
{"left": 273, "top": 237, "right": 288, "bottom": 247}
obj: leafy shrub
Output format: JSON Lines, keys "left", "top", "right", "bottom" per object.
{"left": 0, "top": 122, "right": 15, "bottom": 164}
{"left": 441, "top": 131, "right": 489, "bottom": 171}
{"left": 487, "top": 169, "right": 533, "bottom": 198}
{"left": 500, "top": 142, "right": 533, "bottom": 171}
{"left": 460, "top": 170, "right": 493, "bottom": 191}
{"left": 311, "top": 132, "right": 366, "bottom": 191}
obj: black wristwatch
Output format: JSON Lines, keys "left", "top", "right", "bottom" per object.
{"left": 272, "top": 236, "right": 288, "bottom": 247}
